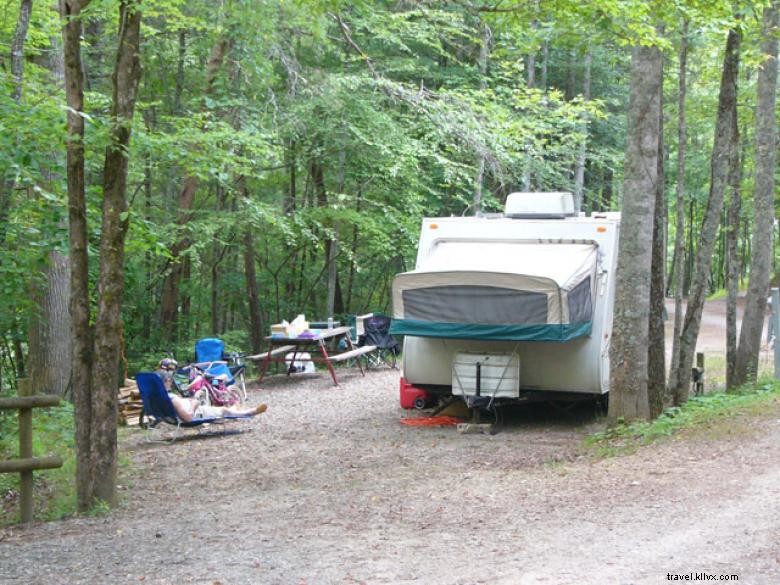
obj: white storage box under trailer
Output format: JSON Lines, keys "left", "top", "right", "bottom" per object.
{"left": 391, "top": 192, "right": 620, "bottom": 407}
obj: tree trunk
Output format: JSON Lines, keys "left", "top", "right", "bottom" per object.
{"left": 0, "top": 0, "right": 34, "bottom": 244}
{"left": 159, "top": 37, "right": 231, "bottom": 340}
{"left": 683, "top": 198, "right": 695, "bottom": 296}
{"left": 27, "top": 252, "right": 72, "bottom": 396}
{"left": 648, "top": 85, "right": 666, "bottom": 419}
{"left": 671, "top": 27, "right": 741, "bottom": 403}
{"left": 243, "top": 229, "right": 264, "bottom": 353}
{"left": 573, "top": 50, "right": 592, "bottom": 213}
{"left": 174, "top": 29, "right": 186, "bottom": 115}
{"left": 326, "top": 237, "right": 339, "bottom": 318}
{"left": 735, "top": 3, "right": 778, "bottom": 384}
{"left": 211, "top": 253, "right": 221, "bottom": 334}
{"left": 473, "top": 22, "right": 490, "bottom": 215}
{"left": 608, "top": 43, "right": 663, "bottom": 424}
{"left": 90, "top": 0, "right": 142, "bottom": 507}
{"left": 285, "top": 140, "right": 297, "bottom": 214}
{"left": 142, "top": 115, "right": 153, "bottom": 340}
{"left": 12, "top": 0, "right": 72, "bottom": 399}
{"left": 11, "top": 0, "right": 33, "bottom": 101}
{"left": 565, "top": 49, "right": 576, "bottom": 100}
{"left": 601, "top": 167, "right": 613, "bottom": 209}
{"left": 61, "top": 0, "right": 94, "bottom": 513}
{"left": 346, "top": 188, "right": 363, "bottom": 310}
{"left": 669, "top": 20, "right": 689, "bottom": 402}
{"left": 210, "top": 236, "right": 230, "bottom": 335}
{"left": 725, "top": 115, "right": 741, "bottom": 390}
{"left": 310, "top": 155, "right": 339, "bottom": 318}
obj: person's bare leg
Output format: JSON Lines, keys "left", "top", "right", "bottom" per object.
{"left": 223, "top": 403, "right": 267, "bottom": 416}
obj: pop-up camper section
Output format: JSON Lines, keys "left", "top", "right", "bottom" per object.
{"left": 392, "top": 240, "right": 598, "bottom": 342}
{"left": 392, "top": 192, "right": 620, "bottom": 405}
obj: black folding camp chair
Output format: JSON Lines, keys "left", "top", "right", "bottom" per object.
{"left": 359, "top": 314, "right": 400, "bottom": 369}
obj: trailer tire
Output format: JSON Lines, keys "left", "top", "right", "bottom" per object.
{"left": 413, "top": 396, "right": 427, "bottom": 410}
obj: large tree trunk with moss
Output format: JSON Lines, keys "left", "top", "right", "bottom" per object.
{"left": 735, "top": 4, "right": 778, "bottom": 384}
{"left": 90, "top": 0, "right": 142, "bottom": 507}
{"left": 27, "top": 5, "right": 73, "bottom": 400}
{"left": 671, "top": 28, "right": 741, "bottom": 403}
{"left": 608, "top": 43, "right": 662, "bottom": 424}
{"left": 61, "top": 0, "right": 94, "bottom": 513}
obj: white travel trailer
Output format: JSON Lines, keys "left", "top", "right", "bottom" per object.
{"left": 390, "top": 192, "right": 620, "bottom": 408}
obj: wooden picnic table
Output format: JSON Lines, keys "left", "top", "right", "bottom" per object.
{"left": 248, "top": 326, "right": 376, "bottom": 386}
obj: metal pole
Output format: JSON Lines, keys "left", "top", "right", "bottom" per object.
{"left": 473, "top": 362, "right": 481, "bottom": 424}
{"left": 772, "top": 288, "right": 780, "bottom": 380}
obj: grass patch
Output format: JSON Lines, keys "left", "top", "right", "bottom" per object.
{"left": 585, "top": 378, "right": 780, "bottom": 457}
{"left": 706, "top": 285, "right": 749, "bottom": 301}
{"left": 0, "top": 401, "right": 77, "bottom": 525}
{"left": 1, "top": 401, "right": 139, "bottom": 525}
{"left": 706, "top": 288, "right": 728, "bottom": 301}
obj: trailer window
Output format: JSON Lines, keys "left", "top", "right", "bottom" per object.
{"left": 402, "top": 285, "right": 548, "bottom": 325}
{"left": 567, "top": 276, "right": 592, "bottom": 323}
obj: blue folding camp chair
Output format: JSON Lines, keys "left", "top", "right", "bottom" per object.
{"left": 136, "top": 372, "right": 255, "bottom": 442}
{"left": 194, "top": 338, "right": 247, "bottom": 401}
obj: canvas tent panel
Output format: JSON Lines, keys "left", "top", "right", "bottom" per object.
{"left": 567, "top": 276, "right": 593, "bottom": 324}
{"left": 390, "top": 241, "right": 599, "bottom": 342}
{"left": 421, "top": 241, "right": 597, "bottom": 289}
{"left": 402, "top": 285, "right": 548, "bottom": 325}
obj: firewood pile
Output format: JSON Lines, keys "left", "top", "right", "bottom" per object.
{"left": 118, "top": 379, "right": 143, "bottom": 427}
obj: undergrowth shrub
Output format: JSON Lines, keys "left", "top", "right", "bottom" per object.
{"left": 587, "top": 378, "right": 780, "bottom": 456}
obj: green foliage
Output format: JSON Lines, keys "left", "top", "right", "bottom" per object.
{"left": 0, "top": 0, "right": 774, "bottom": 386}
{"left": 587, "top": 379, "right": 780, "bottom": 457}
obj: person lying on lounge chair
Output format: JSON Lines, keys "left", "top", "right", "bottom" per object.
{"left": 168, "top": 392, "right": 268, "bottom": 423}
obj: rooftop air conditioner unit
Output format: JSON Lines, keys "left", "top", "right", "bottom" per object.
{"left": 504, "top": 192, "right": 575, "bottom": 219}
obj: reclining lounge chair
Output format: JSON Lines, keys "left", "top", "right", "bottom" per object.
{"left": 136, "top": 372, "right": 256, "bottom": 442}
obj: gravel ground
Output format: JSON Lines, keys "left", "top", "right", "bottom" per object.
{"left": 1, "top": 299, "right": 779, "bottom": 584}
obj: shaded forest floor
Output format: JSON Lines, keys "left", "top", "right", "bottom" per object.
{"left": 1, "top": 298, "right": 778, "bottom": 584}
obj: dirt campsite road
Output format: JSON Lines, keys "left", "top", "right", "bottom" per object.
{"left": 1, "top": 299, "right": 779, "bottom": 585}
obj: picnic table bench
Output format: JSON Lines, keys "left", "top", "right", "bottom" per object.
{"left": 248, "top": 326, "right": 374, "bottom": 386}
{"left": 247, "top": 345, "right": 296, "bottom": 361}
{"left": 328, "top": 345, "right": 377, "bottom": 362}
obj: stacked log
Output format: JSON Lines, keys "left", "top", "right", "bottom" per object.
{"left": 118, "top": 379, "right": 143, "bottom": 426}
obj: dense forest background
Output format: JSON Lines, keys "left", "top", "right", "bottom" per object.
{"left": 0, "top": 0, "right": 777, "bottom": 389}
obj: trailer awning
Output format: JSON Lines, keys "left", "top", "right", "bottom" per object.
{"left": 390, "top": 241, "right": 598, "bottom": 342}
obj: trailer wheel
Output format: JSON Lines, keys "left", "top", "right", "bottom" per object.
{"left": 413, "top": 396, "right": 427, "bottom": 410}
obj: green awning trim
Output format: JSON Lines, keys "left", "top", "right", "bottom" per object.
{"left": 389, "top": 319, "right": 592, "bottom": 342}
